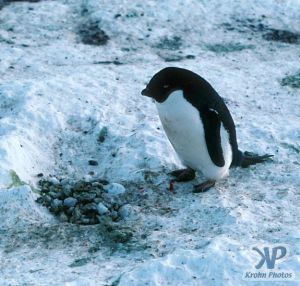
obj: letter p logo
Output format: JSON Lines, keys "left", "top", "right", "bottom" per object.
{"left": 253, "top": 246, "right": 287, "bottom": 269}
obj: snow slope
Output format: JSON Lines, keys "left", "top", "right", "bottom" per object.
{"left": 0, "top": 0, "right": 299, "bottom": 285}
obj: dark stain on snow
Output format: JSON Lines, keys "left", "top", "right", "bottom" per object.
{"left": 158, "top": 53, "right": 196, "bottom": 62}
{"left": 280, "top": 72, "right": 300, "bottom": 89}
{"left": 155, "top": 36, "right": 183, "bottom": 50}
{"left": 263, "top": 29, "right": 300, "bottom": 44}
{"left": 78, "top": 20, "right": 110, "bottom": 46}
{"left": 97, "top": 126, "right": 108, "bottom": 143}
{"left": 69, "top": 257, "right": 93, "bottom": 268}
{"left": 93, "top": 60, "right": 123, "bottom": 65}
{"left": 222, "top": 18, "right": 300, "bottom": 44}
{"left": 206, "top": 43, "right": 254, "bottom": 53}
{"left": 0, "top": 0, "right": 41, "bottom": 10}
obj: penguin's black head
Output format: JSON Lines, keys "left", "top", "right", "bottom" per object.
{"left": 141, "top": 67, "right": 198, "bottom": 103}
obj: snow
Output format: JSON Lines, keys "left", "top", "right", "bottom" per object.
{"left": 0, "top": 185, "right": 53, "bottom": 229}
{"left": 118, "top": 239, "right": 298, "bottom": 285}
{"left": 0, "top": 0, "right": 299, "bottom": 285}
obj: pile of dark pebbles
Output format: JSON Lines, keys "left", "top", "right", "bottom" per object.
{"left": 36, "top": 176, "right": 130, "bottom": 225}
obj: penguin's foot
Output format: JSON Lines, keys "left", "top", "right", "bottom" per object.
{"left": 193, "top": 180, "right": 215, "bottom": 193}
{"left": 241, "top": 151, "right": 274, "bottom": 168}
{"left": 170, "top": 168, "right": 196, "bottom": 182}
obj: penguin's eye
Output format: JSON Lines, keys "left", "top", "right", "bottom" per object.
{"left": 163, "top": 84, "right": 169, "bottom": 89}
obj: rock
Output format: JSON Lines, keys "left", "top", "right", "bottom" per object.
{"left": 42, "top": 195, "right": 52, "bottom": 205}
{"left": 94, "top": 197, "right": 103, "bottom": 204}
{"left": 100, "top": 192, "right": 114, "bottom": 202}
{"left": 98, "top": 179, "right": 109, "bottom": 185}
{"left": 59, "top": 212, "right": 68, "bottom": 222}
{"left": 186, "top": 54, "right": 195, "bottom": 59}
{"left": 98, "top": 126, "right": 108, "bottom": 143}
{"left": 110, "top": 211, "right": 119, "bottom": 221}
{"left": 63, "top": 197, "right": 77, "bottom": 208}
{"left": 91, "top": 181, "right": 104, "bottom": 188}
{"left": 71, "top": 207, "right": 82, "bottom": 222}
{"left": 41, "top": 185, "right": 50, "bottom": 193}
{"left": 88, "top": 160, "right": 98, "bottom": 166}
{"left": 60, "top": 178, "right": 71, "bottom": 185}
{"left": 48, "top": 191, "right": 58, "bottom": 198}
{"left": 73, "top": 192, "right": 96, "bottom": 203}
{"left": 37, "top": 173, "right": 44, "bottom": 177}
{"left": 36, "top": 195, "right": 52, "bottom": 206}
{"left": 83, "top": 175, "right": 93, "bottom": 183}
{"left": 66, "top": 207, "right": 74, "bottom": 215}
{"left": 118, "top": 204, "right": 132, "bottom": 219}
{"left": 36, "top": 196, "right": 44, "bottom": 204}
{"left": 90, "top": 188, "right": 103, "bottom": 198}
{"left": 111, "top": 202, "right": 120, "bottom": 211}
{"left": 62, "top": 186, "right": 72, "bottom": 197}
{"left": 88, "top": 217, "right": 99, "bottom": 225}
{"left": 97, "top": 202, "right": 108, "bottom": 215}
{"left": 111, "top": 210, "right": 119, "bottom": 221}
{"left": 48, "top": 190, "right": 64, "bottom": 200}
{"left": 82, "top": 203, "right": 98, "bottom": 214}
{"left": 79, "top": 217, "right": 91, "bottom": 225}
{"left": 73, "top": 180, "right": 91, "bottom": 192}
{"left": 39, "top": 179, "right": 49, "bottom": 188}
{"left": 105, "top": 183, "right": 126, "bottom": 195}
{"left": 50, "top": 199, "right": 63, "bottom": 214}
{"left": 49, "top": 177, "right": 60, "bottom": 185}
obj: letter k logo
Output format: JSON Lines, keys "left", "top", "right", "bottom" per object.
{"left": 253, "top": 246, "right": 287, "bottom": 269}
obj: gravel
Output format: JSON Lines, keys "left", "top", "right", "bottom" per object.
{"left": 37, "top": 176, "right": 129, "bottom": 225}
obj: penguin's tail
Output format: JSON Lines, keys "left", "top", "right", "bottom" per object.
{"left": 238, "top": 151, "right": 274, "bottom": 168}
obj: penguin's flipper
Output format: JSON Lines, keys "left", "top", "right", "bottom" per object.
{"left": 200, "top": 108, "right": 225, "bottom": 167}
{"left": 240, "top": 151, "right": 274, "bottom": 168}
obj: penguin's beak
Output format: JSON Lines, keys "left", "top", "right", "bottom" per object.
{"left": 141, "top": 88, "right": 150, "bottom": 96}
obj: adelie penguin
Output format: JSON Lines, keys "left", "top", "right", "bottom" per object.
{"left": 141, "top": 67, "right": 273, "bottom": 193}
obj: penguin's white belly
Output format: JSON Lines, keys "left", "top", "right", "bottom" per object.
{"left": 156, "top": 90, "right": 232, "bottom": 180}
